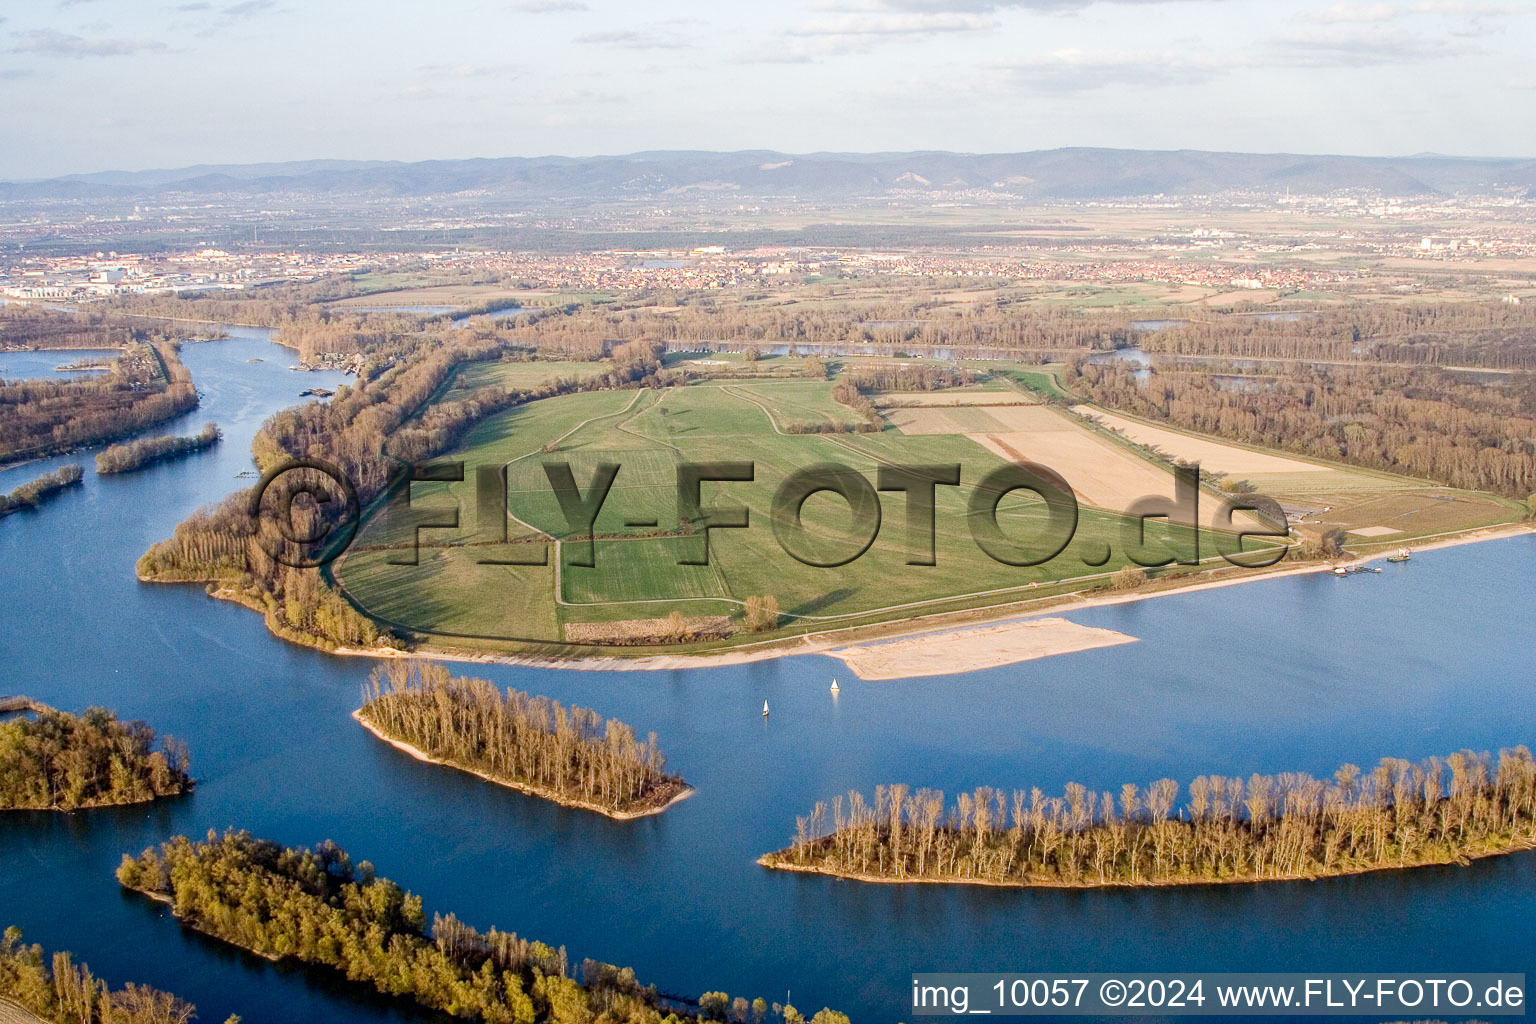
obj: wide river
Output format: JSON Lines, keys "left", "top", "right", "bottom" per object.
{"left": 1, "top": 331, "right": 1532, "bottom": 1023}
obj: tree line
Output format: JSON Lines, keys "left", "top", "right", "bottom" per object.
{"left": 475, "top": 295, "right": 1128, "bottom": 360}
{"left": 117, "top": 830, "right": 846, "bottom": 1024}
{"left": 1136, "top": 301, "right": 1536, "bottom": 369}
{"left": 1, "top": 926, "right": 232, "bottom": 1024}
{"left": 0, "top": 343, "right": 198, "bottom": 464}
{"left": 0, "top": 465, "right": 83, "bottom": 516}
{"left": 0, "top": 706, "right": 191, "bottom": 811}
{"left": 95, "top": 423, "right": 221, "bottom": 474}
{"left": 0, "top": 304, "right": 134, "bottom": 350}
{"left": 1067, "top": 360, "right": 1536, "bottom": 496}
{"left": 358, "top": 661, "right": 689, "bottom": 816}
{"left": 761, "top": 746, "right": 1536, "bottom": 887}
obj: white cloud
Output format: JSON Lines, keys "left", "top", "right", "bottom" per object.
{"left": 574, "top": 28, "right": 694, "bottom": 49}
{"left": 416, "top": 62, "right": 522, "bottom": 79}
{"left": 1412, "top": 0, "right": 1521, "bottom": 12}
{"left": 790, "top": 11, "right": 997, "bottom": 36}
{"left": 1002, "top": 48, "right": 1244, "bottom": 91}
{"left": 11, "top": 29, "right": 168, "bottom": 57}
{"left": 834, "top": 0, "right": 1235, "bottom": 11}
{"left": 1295, "top": 0, "right": 1522, "bottom": 23}
{"left": 1296, "top": 3, "right": 1400, "bottom": 24}
{"left": 1276, "top": 28, "right": 1472, "bottom": 63}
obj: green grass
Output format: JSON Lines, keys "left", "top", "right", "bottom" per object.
{"left": 338, "top": 382, "right": 1263, "bottom": 646}
{"left": 444, "top": 359, "right": 606, "bottom": 399}
{"left": 980, "top": 363, "right": 1074, "bottom": 401}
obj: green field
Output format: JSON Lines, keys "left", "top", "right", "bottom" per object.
{"left": 338, "top": 369, "right": 1263, "bottom": 649}
{"left": 972, "top": 361, "right": 1076, "bottom": 401}
{"left": 442, "top": 359, "right": 606, "bottom": 400}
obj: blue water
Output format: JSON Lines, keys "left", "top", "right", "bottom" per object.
{"left": 453, "top": 306, "right": 530, "bottom": 325}
{"left": 1, "top": 332, "right": 1533, "bottom": 1023}
{"left": 0, "top": 348, "right": 122, "bottom": 381}
{"left": 335, "top": 305, "right": 458, "bottom": 314}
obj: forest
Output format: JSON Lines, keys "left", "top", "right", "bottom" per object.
{"left": 1133, "top": 302, "right": 1536, "bottom": 368}
{"left": 761, "top": 746, "right": 1536, "bottom": 887}
{"left": 0, "top": 304, "right": 134, "bottom": 350}
{"left": 95, "top": 423, "right": 220, "bottom": 474}
{"left": 117, "top": 830, "right": 847, "bottom": 1024}
{"left": 0, "top": 343, "right": 198, "bottom": 464}
{"left": 0, "top": 706, "right": 191, "bottom": 811}
{"left": 1067, "top": 360, "right": 1536, "bottom": 496}
{"left": 0, "top": 926, "right": 233, "bottom": 1024}
{"left": 0, "top": 465, "right": 83, "bottom": 516}
{"left": 358, "top": 661, "right": 689, "bottom": 817}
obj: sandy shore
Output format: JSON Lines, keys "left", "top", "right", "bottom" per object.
{"left": 352, "top": 711, "right": 694, "bottom": 820}
{"left": 830, "top": 617, "right": 1137, "bottom": 680}
{"left": 321, "top": 523, "right": 1530, "bottom": 679}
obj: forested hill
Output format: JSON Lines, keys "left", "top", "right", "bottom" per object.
{"left": 7, "top": 148, "right": 1535, "bottom": 202}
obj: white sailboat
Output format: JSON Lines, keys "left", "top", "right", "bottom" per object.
{"left": 830, "top": 679, "right": 839, "bottom": 693}
{"left": 762, "top": 700, "right": 770, "bottom": 717}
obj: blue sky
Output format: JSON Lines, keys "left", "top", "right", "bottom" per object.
{"left": 0, "top": 0, "right": 1532, "bottom": 178}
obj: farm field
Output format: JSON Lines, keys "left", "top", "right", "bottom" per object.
{"left": 873, "top": 389, "right": 1038, "bottom": 407}
{"left": 889, "top": 401, "right": 1206, "bottom": 519}
{"left": 1074, "top": 406, "right": 1338, "bottom": 476}
{"left": 1067, "top": 406, "right": 1518, "bottom": 540}
{"left": 443, "top": 358, "right": 607, "bottom": 399}
{"left": 337, "top": 369, "right": 1258, "bottom": 648}
{"left": 968, "top": 361, "right": 1076, "bottom": 401}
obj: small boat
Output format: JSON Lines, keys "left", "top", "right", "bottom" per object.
{"left": 762, "top": 700, "right": 770, "bottom": 718}
{"left": 830, "top": 679, "right": 839, "bottom": 694}
{"left": 1386, "top": 548, "right": 1411, "bottom": 563}
{"left": 1332, "top": 566, "right": 1348, "bottom": 576}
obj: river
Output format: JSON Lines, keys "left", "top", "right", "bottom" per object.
{"left": 1, "top": 330, "right": 1533, "bottom": 1023}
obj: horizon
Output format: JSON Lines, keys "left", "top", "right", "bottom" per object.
{"left": 13, "top": 143, "right": 1536, "bottom": 184}
{"left": 3, "top": 0, "right": 1533, "bottom": 180}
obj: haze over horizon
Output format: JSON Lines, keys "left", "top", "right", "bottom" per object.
{"left": 12, "top": 144, "right": 1536, "bottom": 186}
{"left": 2, "top": 0, "right": 1533, "bottom": 180}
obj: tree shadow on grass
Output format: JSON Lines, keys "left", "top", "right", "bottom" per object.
{"left": 786, "top": 588, "right": 856, "bottom": 617}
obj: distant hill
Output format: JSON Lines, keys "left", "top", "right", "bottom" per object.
{"left": 5, "top": 149, "right": 1534, "bottom": 202}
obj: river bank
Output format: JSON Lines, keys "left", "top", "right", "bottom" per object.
{"left": 755, "top": 836, "right": 1536, "bottom": 890}
{"left": 328, "top": 522, "right": 1534, "bottom": 679}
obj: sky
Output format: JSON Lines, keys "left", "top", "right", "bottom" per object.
{"left": 0, "top": 0, "right": 1532, "bottom": 179}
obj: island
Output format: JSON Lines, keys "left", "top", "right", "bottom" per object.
{"left": 0, "top": 702, "right": 192, "bottom": 811}
{"left": 0, "top": 466, "right": 83, "bottom": 518}
{"left": 759, "top": 746, "right": 1536, "bottom": 888}
{"left": 0, "top": 925, "right": 233, "bottom": 1024}
{"left": 95, "top": 422, "right": 221, "bottom": 474}
{"left": 118, "top": 831, "right": 845, "bottom": 1024}
{"left": 356, "top": 661, "right": 691, "bottom": 818}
